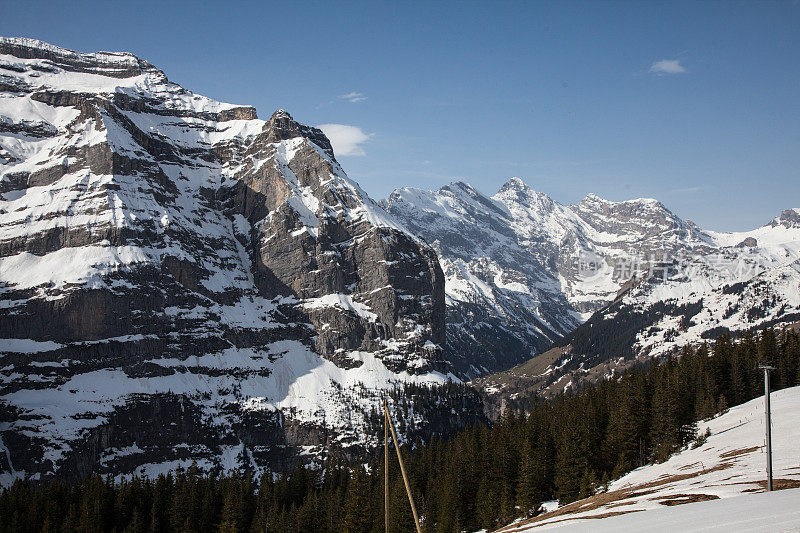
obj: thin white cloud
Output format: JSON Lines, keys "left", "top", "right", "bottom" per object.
{"left": 649, "top": 59, "right": 686, "bottom": 75}
{"left": 339, "top": 91, "right": 367, "bottom": 103}
{"left": 318, "top": 123, "right": 374, "bottom": 156}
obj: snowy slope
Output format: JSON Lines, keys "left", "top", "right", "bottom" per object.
{"left": 500, "top": 385, "right": 800, "bottom": 531}
{"left": 0, "top": 37, "right": 476, "bottom": 484}
{"left": 499, "top": 488, "right": 800, "bottom": 533}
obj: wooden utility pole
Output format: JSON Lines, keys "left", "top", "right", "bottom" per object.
{"left": 384, "top": 399, "right": 422, "bottom": 533}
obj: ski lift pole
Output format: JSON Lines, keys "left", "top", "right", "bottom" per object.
{"left": 384, "top": 399, "right": 422, "bottom": 533}
{"left": 758, "top": 363, "right": 775, "bottom": 492}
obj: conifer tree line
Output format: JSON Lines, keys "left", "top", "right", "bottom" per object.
{"left": 1, "top": 327, "right": 798, "bottom": 533}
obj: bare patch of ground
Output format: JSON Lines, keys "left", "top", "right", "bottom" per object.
{"left": 655, "top": 493, "right": 720, "bottom": 506}
{"left": 497, "top": 463, "right": 732, "bottom": 531}
{"left": 719, "top": 446, "right": 759, "bottom": 459}
{"left": 606, "top": 500, "right": 638, "bottom": 509}
{"left": 578, "top": 510, "right": 644, "bottom": 520}
{"left": 499, "top": 509, "right": 643, "bottom": 531}
{"left": 743, "top": 478, "right": 800, "bottom": 492}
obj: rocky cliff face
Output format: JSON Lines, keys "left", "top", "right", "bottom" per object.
{"left": 384, "top": 179, "right": 800, "bottom": 379}
{"left": 0, "top": 37, "right": 473, "bottom": 485}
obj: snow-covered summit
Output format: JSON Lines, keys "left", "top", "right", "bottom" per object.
{"left": 497, "top": 176, "right": 532, "bottom": 193}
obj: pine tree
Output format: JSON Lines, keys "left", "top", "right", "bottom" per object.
{"left": 150, "top": 474, "right": 171, "bottom": 533}
{"left": 553, "top": 405, "right": 590, "bottom": 504}
{"left": 578, "top": 468, "right": 598, "bottom": 499}
{"left": 649, "top": 366, "right": 681, "bottom": 463}
{"left": 706, "top": 336, "right": 730, "bottom": 409}
{"left": 604, "top": 378, "right": 642, "bottom": 475}
{"left": 475, "top": 475, "right": 500, "bottom": 531}
{"left": 199, "top": 482, "right": 218, "bottom": 532}
{"left": 388, "top": 476, "right": 415, "bottom": 533}
{"left": 342, "top": 467, "right": 372, "bottom": 533}
{"left": 759, "top": 328, "right": 779, "bottom": 364}
{"left": 123, "top": 508, "right": 147, "bottom": 533}
{"left": 432, "top": 453, "right": 461, "bottom": 533}
{"left": 515, "top": 438, "right": 541, "bottom": 516}
{"left": 218, "top": 483, "right": 243, "bottom": 533}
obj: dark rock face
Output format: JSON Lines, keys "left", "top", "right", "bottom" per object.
{"left": 0, "top": 37, "right": 471, "bottom": 484}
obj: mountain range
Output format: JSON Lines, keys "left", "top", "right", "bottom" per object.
{"left": 385, "top": 179, "right": 800, "bottom": 383}
{"left": 1, "top": 37, "right": 798, "bottom": 484}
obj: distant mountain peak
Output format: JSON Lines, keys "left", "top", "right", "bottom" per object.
{"left": 442, "top": 180, "right": 476, "bottom": 192}
{"left": 265, "top": 108, "right": 304, "bottom": 141}
{"left": 579, "top": 192, "right": 663, "bottom": 207}
{"left": 582, "top": 192, "right": 602, "bottom": 201}
{"left": 498, "top": 176, "right": 530, "bottom": 192}
{"left": 774, "top": 208, "right": 800, "bottom": 228}
{"left": 439, "top": 180, "right": 484, "bottom": 200}
{"left": 264, "top": 108, "right": 336, "bottom": 158}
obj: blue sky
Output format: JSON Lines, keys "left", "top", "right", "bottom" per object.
{"left": 3, "top": 1, "right": 799, "bottom": 230}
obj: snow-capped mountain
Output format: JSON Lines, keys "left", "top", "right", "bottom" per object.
{"left": 384, "top": 179, "right": 800, "bottom": 378}
{"left": 0, "top": 37, "right": 482, "bottom": 484}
